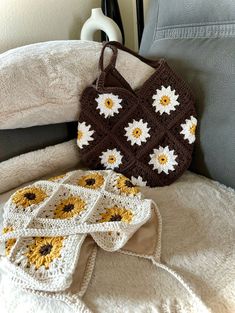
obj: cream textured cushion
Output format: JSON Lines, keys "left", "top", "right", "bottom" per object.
{"left": 0, "top": 40, "right": 154, "bottom": 129}
{"left": 0, "top": 140, "right": 79, "bottom": 194}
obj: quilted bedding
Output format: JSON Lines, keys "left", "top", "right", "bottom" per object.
{"left": 0, "top": 169, "right": 234, "bottom": 313}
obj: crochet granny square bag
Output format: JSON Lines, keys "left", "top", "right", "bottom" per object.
{"left": 77, "top": 41, "right": 197, "bottom": 187}
{"left": 0, "top": 170, "right": 209, "bottom": 313}
{"left": 0, "top": 170, "right": 159, "bottom": 311}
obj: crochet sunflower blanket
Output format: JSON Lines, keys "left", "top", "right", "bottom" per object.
{"left": 0, "top": 170, "right": 159, "bottom": 310}
{"left": 0, "top": 170, "right": 209, "bottom": 313}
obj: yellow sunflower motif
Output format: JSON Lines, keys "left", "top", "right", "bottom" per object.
{"left": 12, "top": 187, "right": 47, "bottom": 208}
{"left": 54, "top": 196, "right": 86, "bottom": 219}
{"left": 98, "top": 206, "right": 133, "bottom": 223}
{"left": 77, "top": 173, "right": 105, "bottom": 190}
{"left": 48, "top": 174, "right": 65, "bottom": 182}
{"left": 2, "top": 226, "right": 16, "bottom": 256}
{"left": 25, "top": 237, "right": 64, "bottom": 269}
{"left": 116, "top": 175, "right": 140, "bottom": 196}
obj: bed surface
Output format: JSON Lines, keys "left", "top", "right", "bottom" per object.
{"left": 0, "top": 171, "right": 234, "bottom": 313}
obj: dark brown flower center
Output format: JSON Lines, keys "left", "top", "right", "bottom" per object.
{"left": 63, "top": 204, "right": 74, "bottom": 212}
{"left": 125, "top": 180, "right": 134, "bottom": 188}
{"left": 85, "top": 178, "right": 96, "bottom": 186}
{"left": 24, "top": 192, "right": 36, "bottom": 200}
{"left": 110, "top": 214, "right": 122, "bottom": 222}
{"left": 39, "top": 244, "right": 52, "bottom": 256}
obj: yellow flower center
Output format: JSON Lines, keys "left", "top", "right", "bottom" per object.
{"left": 110, "top": 214, "right": 122, "bottom": 222}
{"left": 105, "top": 98, "right": 114, "bottom": 109}
{"left": 160, "top": 95, "right": 171, "bottom": 106}
{"left": 132, "top": 127, "right": 142, "bottom": 138}
{"left": 24, "top": 192, "right": 36, "bottom": 200}
{"left": 190, "top": 124, "right": 196, "bottom": 135}
{"left": 158, "top": 154, "right": 168, "bottom": 165}
{"left": 39, "top": 244, "right": 53, "bottom": 256}
{"left": 108, "top": 155, "right": 116, "bottom": 164}
{"left": 77, "top": 130, "right": 83, "bottom": 140}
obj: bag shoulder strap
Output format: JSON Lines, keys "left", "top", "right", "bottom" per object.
{"left": 99, "top": 41, "right": 160, "bottom": 71}
{"left": 99, "top": 42, "right": 119, "bottom": 71}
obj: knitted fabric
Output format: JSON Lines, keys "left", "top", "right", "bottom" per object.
{"left": 77, "top": 41, "right": 196, "bottom": 187}
{"left": 0, "top": 169, "right": 210, "bottom": 313}
{"left": 0, "top": 170, "right": 156, "bottom": 308}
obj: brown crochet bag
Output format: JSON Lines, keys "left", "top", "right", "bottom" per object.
{"left": 77, "top": 41, "right": 197, "bottom": 187}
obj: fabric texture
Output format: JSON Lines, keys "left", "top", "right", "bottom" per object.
{"left": 0, "top": 171, "right": 234, "bottom": 313}
{"left": 140, "top": 0, "right": 235, "bottom": 189}
{"left": 0, "top": 122, "right": 77, "bottom": 162}
{"left": 78, "top": 42, "right": 196, "bottom": 187}
{"left": 0, "top": 40, "right": 157, "bottom": 130}
{"left": 0, "top": 140, "right": 80, "bottom": 194}
{"left": 0, "top": 170, "right": 159, "bottom": 311}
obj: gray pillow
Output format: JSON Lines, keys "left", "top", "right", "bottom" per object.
{"left": 140, "top": 0, "right": 235, "bottom": 188}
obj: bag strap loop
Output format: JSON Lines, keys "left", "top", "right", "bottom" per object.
{"left": 97, "top": 41, "right": 162, "bottom": 93}
{"left": 99, "top": 41, "right": 160, "bottom": 71}
{"left": 99, "top": 42, "right": 118, "bottom": 71}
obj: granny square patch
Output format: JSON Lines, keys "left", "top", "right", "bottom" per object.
{"left": 77, "top": 42, "right": 197, "bottom": 187}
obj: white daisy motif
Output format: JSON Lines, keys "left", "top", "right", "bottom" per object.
{"left": 95, "top": 93, "right": 122, "bottom": 118}
{"left": 149, "top": 146, "right": 178, "bottom": 174}
{"left": 100, "top": 148, "right": 123, "bottom": 170}
{"left": 152, "top": 86, "right": 180, "bottom": 115}
{"left": 180, "top": 116, "right": 197, "bottom": 144}
{"left": 124, "top": 119, "right": 151, "bottom": 146}
{"left": 77, "top": 122, "right": 94, "bottom": 149}
{"left": 131, "top": 176, "right": 147, "bottom": 187}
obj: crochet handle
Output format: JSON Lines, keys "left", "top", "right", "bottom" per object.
{"left": 99, "top": 40, "right": 160, "bottom": 71}
{"left": 99, "top": 42, "right": 118, "bottom": 71}
{"left": 151, "top": 259, "right": 211, "bottom": 313}
{"left": 0, "top": 220, "right": 135, "bottom": 241}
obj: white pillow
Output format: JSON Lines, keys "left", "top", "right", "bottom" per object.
{"left": 0, "top": 40, "right": 154, "bottom": 129}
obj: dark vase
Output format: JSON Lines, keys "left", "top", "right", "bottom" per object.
{"left": 101, "top": 0, "right": 125, "bottom": 44}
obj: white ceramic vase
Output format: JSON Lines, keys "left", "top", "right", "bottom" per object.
{"left": 80, "top": 8, "right": 122, "bottom": 42}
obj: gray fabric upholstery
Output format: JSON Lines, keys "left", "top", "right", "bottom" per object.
{"left": 0, "top": 122, "right": 77, "bottom": 162}
{"left": 140, "top": 0, "right": 235, "bottom": 188}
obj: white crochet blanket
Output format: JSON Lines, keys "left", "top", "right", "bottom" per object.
{"left": 0, "top": 170, "right": 155, "bottom": 293}
{"left": 0, "top": 170, "right": 235, "bottom": 313}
